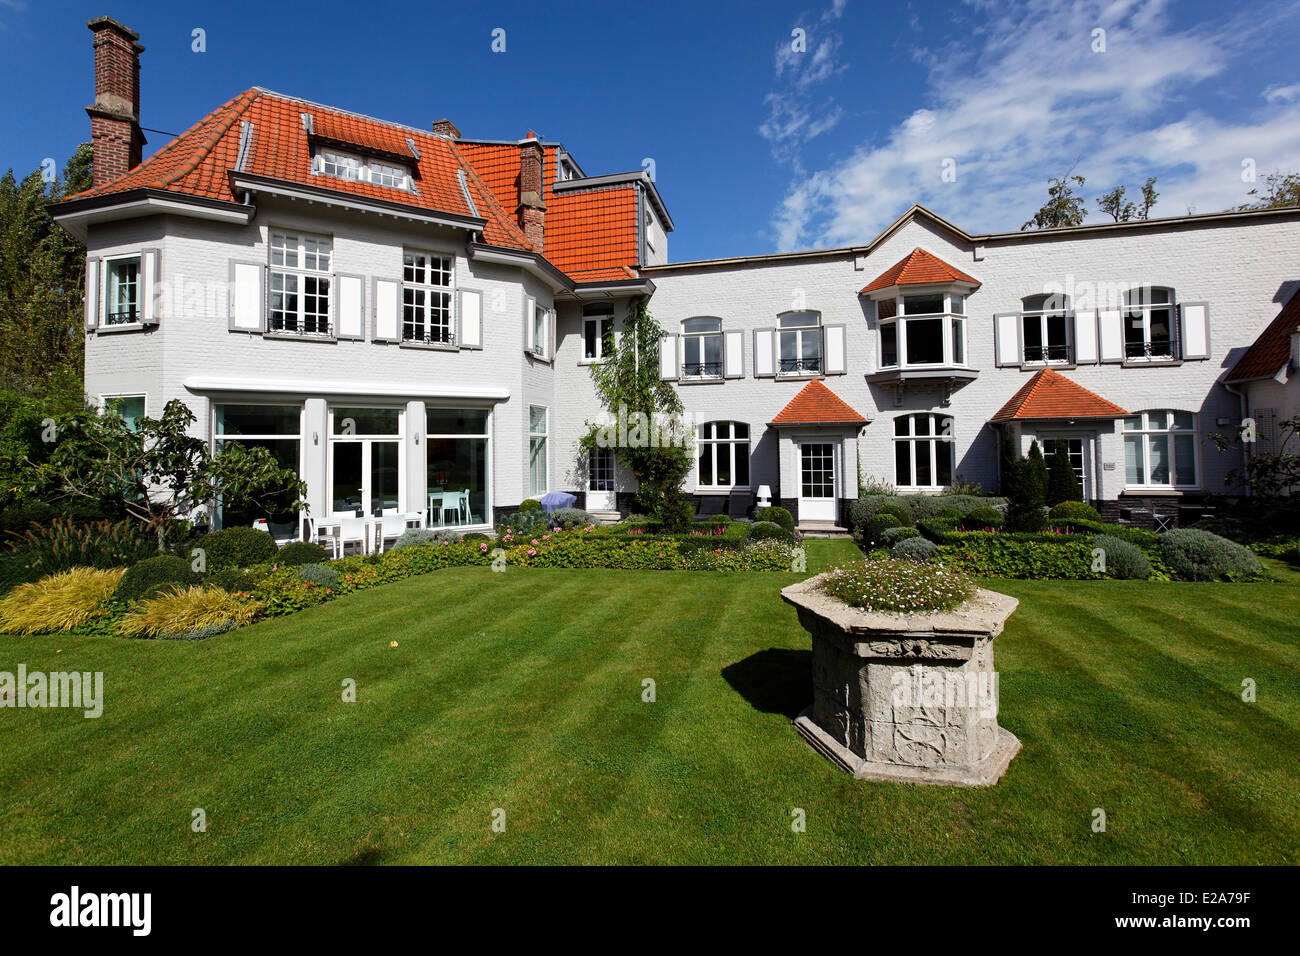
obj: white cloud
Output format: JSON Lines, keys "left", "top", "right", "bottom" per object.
{"left": 1264, "top": 83, "right": 1300, "bottom": 104}
{"left": 769, "top": 0, "right": 1300, "bottom": 250}
{"left": 761, "top": 1, "right": 849, "bottom": 169}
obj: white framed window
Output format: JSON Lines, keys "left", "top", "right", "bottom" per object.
{"left": 877, "top": 293, "right": 967, "bottom": 369}
{"left": 214, "top": 403, "right": 304, "bottom": 537}
{"left": 269, "top": 231, "right": 332, "bottom": 335}
{"left": 316, "top": 147, "right": 411, "bottom": 190}
{"left": 529, "top": 405, "right": 548, "bottom": 496}
{"left": 589, "top": 447, "right": 614, "bottom": 491}
{"left": 402, "top": 251, "right": 454, "bottom": 345}
{"left": 532, "top": 303, "right": 548, "bottom": 357}
{"left": 1022, "top": 293, "right": 1072, "bottom": 364}
{"left": 682, "top": 317, "right": 723, "bottom": 378}
{"left": 582, "top": 303, "right": 614, "bottom": 361}
{"left": 1042, "top": 437, "right": 1087, "bottom": 491}
{"left": 1124, "top": 410, "right": 1198, "bottom": 488}
{"left": 101, "top": 394, "right": 145, "bottom": 430}
{"left": 104, "top": 254, "right": 141, "bottom": 325}
{"left": 894, "top": 413, "right": 954, "bottom": 488}
{"left": 697, "top": 421, "right": 750, "bottom": 490}
{"left": 778, "top": 311, "right": 822, "bottom": 376}
{"left": 1123, "top": 287, "right": 1176, "bottom": 360}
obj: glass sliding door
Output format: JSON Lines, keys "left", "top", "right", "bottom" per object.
{"left": 328, "top": 406, "right": 404, "bottom": 517}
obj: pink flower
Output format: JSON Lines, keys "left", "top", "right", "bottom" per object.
{"left": 531, "top": 539, "right": 539, "bottom": 546}
{"left": 552, "top": 526, "right": 561, "bottom": 533}
{"left": 543, "top": 534, "right": 551, "bottom": 541}
{"left": 528, "top": 548, "right": 537, "bottom": 556}
{"left": 479, "top": 542, "right": 488, "bottom": 552}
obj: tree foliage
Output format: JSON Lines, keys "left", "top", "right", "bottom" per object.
{"left": 1046, "top": 441, "right": 1083, "bottom": 505}
{"left": 1022, "top": 169, "right": 1088, "bottom": 230}
{"left": 1098, "top": 177, "right": 1158, "bottom": 222}
{"left": 580, "top": 300, "right": 694, "bottom": 530}
{"left": 25, "top": 399, "right": 307, "bottom": 550}
{"left": 1239, "top": 170, "right": 1300, "bottom": 210}
{"left": 1209, "top": 415, "right": 1300, "bottom": 497}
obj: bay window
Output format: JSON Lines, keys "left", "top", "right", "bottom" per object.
{"left": 682, "top": 317, "right": 723, "bottom": 378}
{"left": 697, "top": 421, "right": 750, "bottom": 489}
{"left": 877, "top": 293, "right": 967, "bottom": 368}
{"left": 894, "top": 413, "right": 954, "bottom": 488}
{"left": 1124, "top": 410, "right": 1197, "bottom": 488}
{"left": 778, "top": 311, "right": 822, "bottom": 376}
{"left": 402, "top": 251, "right": 454, "bottom": 345}
{"left": 269, "top": 232, "right": 332, "bottom": 335}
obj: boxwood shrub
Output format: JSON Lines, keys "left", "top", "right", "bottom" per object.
{"left": 116, "top": 555, "right": 201, "bottom": 603}
{"left": 200, "top": 527, "right": 278, "bottom": 571}
{"left": 960, "top": 506, "right": 1004, "bottom": 531}
{"left": 276, "top": 541, "right": 329, "bottom": 566}
{"left": 881, "top": 526, "right": 922, "bottom": 546}
{"left": 748, "top": 520, "right": 794, "bottom": 543}
{"left": 1049, "top": 500, "right": 1102, "bottom": 523}
{"left": 937, "top": 533, "right": 1098, "bottom": 579}
{"left": 755, "top": 506, "right": 794, "bottom": 531}
{"left": 1091, "top": 534, "right": 1150, "bottom": 580}
{"left": 1158, "top": 528, "right": 1263, "bottom": 581}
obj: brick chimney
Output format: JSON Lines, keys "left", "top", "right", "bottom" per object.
{"left": 517, "top": 132, "right": 546, "bottom": 252}
{"left": 85, "top": 17, "right": 146, "bottom": 188}
{"left": 431, "top": 118, "right": 461, "bottom": 138}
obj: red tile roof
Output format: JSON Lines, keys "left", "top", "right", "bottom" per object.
{"left": 1226, "top": 290, "right": 1300, "bottom": 383}
{"left": 769, "top": 380, "right": 868, "bottom": 426}
{"left": 991, "top": 369, "right": 1129, "bottom": 422}
{"left": 66, "top": 90, "right": 651, "bottom": 283}
{"left": 860, "top": 248, "right": 980, "bottom": 294}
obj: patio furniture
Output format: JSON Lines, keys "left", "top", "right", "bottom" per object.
{"left": 338, "top": 515, "right": 369, "bottom": 556}
{"left": 377, "top": 512, "right": 408, "bottom": 553}
{"left": 428, "top": 491, "right": 463, "bottom": 527}
{"left": 1153, "top": 512, "right": 1176, "bottom": 532}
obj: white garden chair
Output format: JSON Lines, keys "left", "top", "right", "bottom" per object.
{"left": 338, "top": 515, "right": 368, "bottom": 557}
{"left": 376, "top": 512, "right": 407, "bottom": 553}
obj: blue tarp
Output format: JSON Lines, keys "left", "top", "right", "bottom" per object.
{"left": 539, "top": 491, "right": 577, "bottom": 513}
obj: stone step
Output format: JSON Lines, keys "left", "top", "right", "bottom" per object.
{"left": 589, "top": 510, "right": 622, "bottom": 526}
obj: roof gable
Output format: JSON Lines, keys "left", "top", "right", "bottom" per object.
{"left": 1226, "top": 289, "right": 1300, "bottom": 383}
{"left": 770, "top": 380, "right": 868, "bottom": 426}
{"left": 861, "top": 247, "right": 980, "bottom": 294}
{"left": 991, "top": 369, "right": 1128, "bottom": 422}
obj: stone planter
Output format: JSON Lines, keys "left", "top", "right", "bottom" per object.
{"left": 780, "top": 574, "right": 1021, "bottom": 787}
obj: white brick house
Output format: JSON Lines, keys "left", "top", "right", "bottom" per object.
{"left": 54, "top": 17, "right": 1300, "bottom": 535}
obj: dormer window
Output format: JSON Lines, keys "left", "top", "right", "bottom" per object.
{"left": 314, "top": 147, "right": 412, "bottom": 191}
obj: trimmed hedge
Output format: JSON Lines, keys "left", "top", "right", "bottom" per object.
{"left": 116, "top": 555, "right": 201, "bottom": 603}
{"left": 938, "top": 533, "right": 1099, "bottom": 579}
{"left": 519, "top": 498, "right": 543, "bottom": 513}
{"left": 755, "top": 506, "right": 794, "bottom": 531}
{"left": 1158, "top": 528, "right": 1263, "bottom": 581}
{"left": 850, "top": 493, "right": 1007, "bottom": 534}
{"left": 749, "top": 520, "right": 795, "bottom": 544}
{"left": 275, "top": 541, "right": 329, "bottom": 566}
{"left": 200, "top": 527, "right": 278, "bottom": 571}
{"left": 1049, "top": 500, "right": 1102, "bottom": 523}
{"left": 881, "top": 526, "right": 922, "bottom": 546}
{"left": 960, "top": 507, "right": 1004, "bottom": 531}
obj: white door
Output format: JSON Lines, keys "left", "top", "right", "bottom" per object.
{"left": 799, "top": 442, "right": 838, "bottom": 523}
{"left": 587, "top": 447, "right": 616, "bottom": 511}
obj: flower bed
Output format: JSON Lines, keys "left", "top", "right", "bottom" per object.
{"left": 818, "top": 557, "right": 975, "bottom": 614}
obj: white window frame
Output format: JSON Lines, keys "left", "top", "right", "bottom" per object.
{"left": 696, "top": 421, "right": 751, "bottom": 491}
{"left": 681, "top": 317, "right": 724, "bottom": 379}
{"left": 893, "top": 412, "right": 955, "bottom": 490}
{"left": 877, "top": 292, "right": 967, "bottom": 369}
{"left": 99, "top": 393, "right": 147, "bottom": 430}
{"left": 1123, "top": 410, "right": 1199, "bottom": 490}
{"left": 777, "top": 311, "right": 823, "bottom": 377}
{"left": 315, "top": 146, "right": 412, "bottom": 191}
{"left": 1041, "top": 436, "right": 1088, "bottom": 495}
{"left": 529, "top": 405, "right": 548, "bottom": 496}
{"left": 1122, "top": 286, "right": 1177, "bottom": 362}
{"left": 424, "top": 405, "right": 494, "bottom": 531}
{"left": 402, "top": 250, "right": 455, "bottom": 346}
{"left": 213, "top": 402, "right": 306, "bottom": 537}
{"left": 1021, "top": 294, "right": 1072, "bottom": 365}
{"left": 582, "top": 304, "right": 614, "bottom": 363}
{"left": 102, "top": 252, "right": 141, "bottom": 326}
{"left": 269, "top": 231, "right": 332, "bottom": 336}
{"left": 531, "top": 303, "right": 549, "bottom": 358}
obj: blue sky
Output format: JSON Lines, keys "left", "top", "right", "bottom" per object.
{"left": 2, "top": 0, "right": 1299, "bottom": 262}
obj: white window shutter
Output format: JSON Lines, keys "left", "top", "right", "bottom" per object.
{"left": 373, "top": 278, "right": 399, "bottom": 341}
{"left": 659, "top": 334, "right": 679, "bottom": 380}
{"left": 229, "top": 260, "right": 264, "bottom": 331}
{"left": 140, "top": 248, "right": 160, "bottom": 325}
{"left": 994, "top": 313, "right": 1021, "bottom": 367}
{"left": 824, "top": 324, "right": 846, "bottom": 374}
{"left": 524, "top": 295, "right": 536, "bottom": 353}
{"left": 1098, "top": 309, "right": 1123, "bottom": 363}
{"left": 723, "top": 330, "right": 744, "bottom": 378}
{"left": 548, "top": 308, "right": 557, "bottom": 362}
{"left": 337, "top": 275, "right": 363, "bottom": 339}
{"left": 1180, "top": 302, "right": 1209, "bottom": 360}
{"left": 754, "top": 329, "right": 775, "bottom": 377}
{"left": 85, "top": 257, "right": 100, "bottom": 330}
{"left": 458, "top": 289, "right": 482, "bottom": 348}
{"left": 1073, "top": 310, "right": 1098, "bottom": 364}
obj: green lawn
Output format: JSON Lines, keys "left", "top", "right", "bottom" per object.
{"left": 1, "top": 538, "right": 1297, "bottom": 865}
